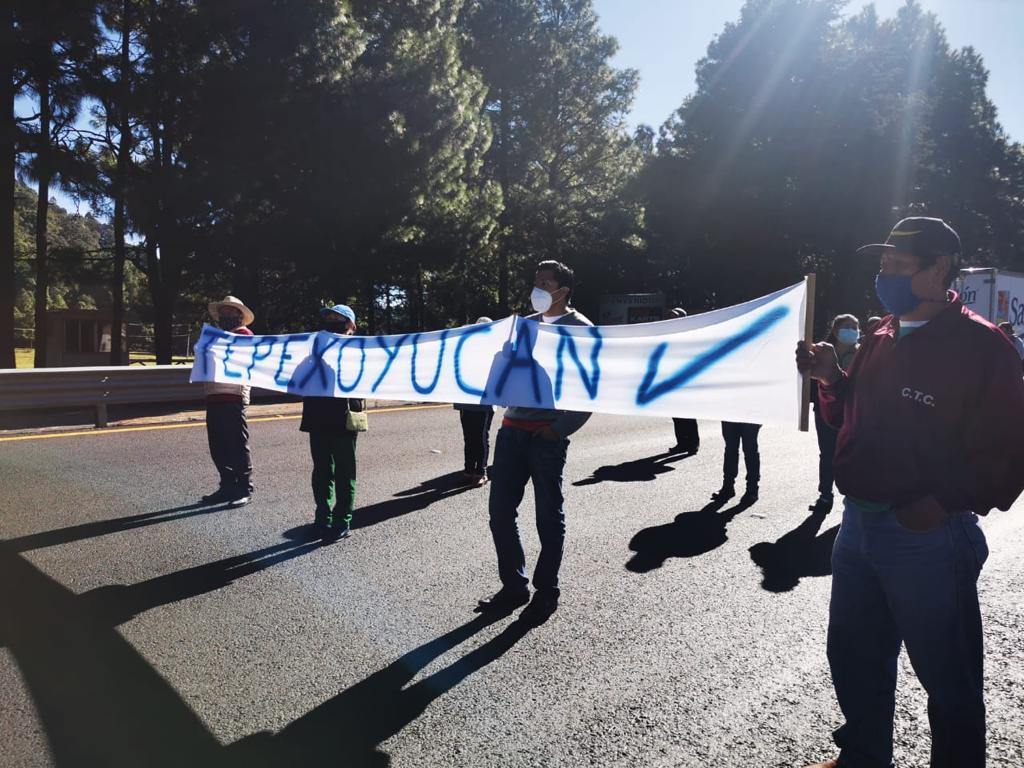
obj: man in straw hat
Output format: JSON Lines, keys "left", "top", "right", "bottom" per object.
{"left": 202, "top": 295, "right": 255, "bottom": 507}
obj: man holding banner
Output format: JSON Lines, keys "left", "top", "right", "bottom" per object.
{"left": 798, "top": 218, "right": 1024, "bottom": 768}
{"left": 201, "top": 295, "right": 256, "bottom": 507}
{"left": 477, "top": 261, "right": 593, "bottom": 625}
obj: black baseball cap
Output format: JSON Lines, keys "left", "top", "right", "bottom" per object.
{"left": 856, "top": 217, "right": 962, "bottom": 265}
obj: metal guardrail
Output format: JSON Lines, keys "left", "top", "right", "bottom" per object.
{"left": 0, "top": 365, "right": 257, "bottom": 428}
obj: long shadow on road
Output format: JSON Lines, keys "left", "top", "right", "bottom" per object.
{"left": 748, "top": 511, "right": 839, "bottom": 592}
{"left": 574, "top": 451, "right": 693, "bottom": 486}
{"left": 3, "top": 501, "right": 231, "bottom": 553}
{"left": 230, "top": 614, "right": 533, "bottom": 767}
{"left": 353, "top": 471, "right": 477, "bottom": 530}
{"left": 626, "top": 498, "right": 754, "bottom": 572}
{"left": 0, "top": 537, "right": 529, "bottom": 767}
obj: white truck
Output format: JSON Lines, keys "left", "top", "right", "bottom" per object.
{"left": 956, "top": 268, "right": 1024, "bottom": 329}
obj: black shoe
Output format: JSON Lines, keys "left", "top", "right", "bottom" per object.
{"left": 669, "top": 443, "right": 699, "bottom": 456}
{"left": 322, "top": 523, "right": 351, "bottom": 543}
{"left": 476, "top": 588, "right": 530, "bottom": 614}
{"left": 228, "top": 490, "right": 252, "bottom": 508}
{"left": 711, "top": 485, "right": 735, "bottom": 502}
{"left": 809, "top": 494, "right": 833, "bottom": 513}
{"left": 520, "top": 591, "right": 559, "bottom": 626}
{"left": 741, "top": 485, "right": 759, "bottom": 504}
{"left": 201, "top": 487, "right": 233, "bottom": 504}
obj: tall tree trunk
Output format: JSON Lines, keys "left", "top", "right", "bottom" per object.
{"left": 414, "top": 266, "right": 424, "bottom": 331}
{"left": 496, "top": 88, "right": 511, "bottom": 316}
{"left": 32, "top": 76, "right": 51, "bottom": 368}
{"left": 0, "top": 3, "right": 15, "bottom": 368}
{"left": 364, "top": 281, "right": 376, "bottom": 336}
{"left": 145, "top": 239, "right": 176, "bottom": 365}
{"left": 110, "top": 0, "right": 131, "bottom": 365}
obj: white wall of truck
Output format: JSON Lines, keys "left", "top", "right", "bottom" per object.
{"left": 957, "top": 268, "right": 1024, "bottom": 328}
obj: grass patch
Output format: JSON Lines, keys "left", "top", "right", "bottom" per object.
{"left": 13, "top": 348, "right": 193, "bottom": 368}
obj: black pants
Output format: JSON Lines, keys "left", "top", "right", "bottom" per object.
{"left": 460, "top": 409, "right": 494, "bottom": 475}
{"left": 814, "top": 409, "right": 838, "bottom": 498}
{"left": 721, "top": 421, "right": 760, "bottom": 487}
{"left": 672, "top": 418, "right": 700, "bottom": 451}
{"left": 206, "top": 400, "right": 252, "bottom": 493}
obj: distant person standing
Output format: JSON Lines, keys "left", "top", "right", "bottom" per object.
{"left": 810, "top": 313, "right": 860, "bottom": 513}
{"left": 455, "top": 317, "right": 495, "bottom": 487}
{"left": 301, "top": 305, "right": 364, "bottom": 542}
{"left": 666, "top": 307, "right": 700, "bottom": 455}
{"left": 713, "top": 421, "right": 760, "bottom": 505}
{"left": 202, "top": 296, "right": 255, "bottom": 507}
{"left": 478, "top": 260, "right": 593, "bottom": 625}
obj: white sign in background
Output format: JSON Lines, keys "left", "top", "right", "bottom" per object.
{"left": 190, "top": 281, "right": 808, "bottom": 426}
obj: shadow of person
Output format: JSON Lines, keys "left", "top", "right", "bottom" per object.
{"left": 748, "top": 511, "right": 840, "bottom": 593}
{"left": 1, "top": 532, "right": 534, "bottom": 768}
{"left": 626, "top": 498, "right": 753, "bottom": 573}
{"left": 481, "top": 318, "right": 556, "bottom": 410}
{"left": 285, "top": 332, "right": 331, "bottom": 397}
{"left": 574, "top": 451, "right": 692, "bottom": 486}
{"left": 0, "top": 544, "right": 225, "bottom": 766}
{"left": 226, "top": 614, "right": 534, "bottom": 768}
{"left": 78, "top": 538, "right": 323, "bottom": 627}
{"left": 352, "top": 473, "right": 475, "bottom": 530}
{"left": 3, "top": 502, "right": 230, "bottom": 554}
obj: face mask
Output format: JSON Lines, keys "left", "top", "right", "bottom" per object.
{"left": 530, "top": 287, "right": 553, "bottom": 314}
{"left": 875, "top": 273, "right": 922, "bottom": 317}
{"left": 217, "top": 315, "right": 241, "bottom": 331}
{"left": 836, "top": 328, "right": 860, "bottom": 346}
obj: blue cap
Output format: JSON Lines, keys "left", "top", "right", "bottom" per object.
{"left": 320, "top": 304, "right": 356, "bottom": 327}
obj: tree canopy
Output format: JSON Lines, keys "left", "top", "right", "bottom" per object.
{"left": 6, "top": 0, "right": 1024, "bottom": 365}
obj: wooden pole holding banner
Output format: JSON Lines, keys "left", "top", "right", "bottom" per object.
{"left": 799, "top": 272, "right": 817, "bottom": 432}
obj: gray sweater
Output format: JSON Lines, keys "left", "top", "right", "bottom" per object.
{"left": 504, "top": 309, "right": 594, "bottom": 438}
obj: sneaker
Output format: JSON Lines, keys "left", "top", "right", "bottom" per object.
{"left": 322, "top": 523, "right": 351, "bottom": 543}
{"left": 520, "top": 591, "right": 559, "bottom": 626}
{"left": 471, "top": 474, "right": 489, "bottom": 487}
{"left": 228, "top": 491, "right": 252, "bottom": 508}
{"left": 476, "top": 588, "right": 530, "bottom": 614}
{"left": 711, "top": 485, "right": 735, "bottom": 502}
{"left": 201, "top": 487, "right": 233, "bottom": 504}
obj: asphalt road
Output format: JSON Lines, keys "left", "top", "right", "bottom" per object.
{"left": 1, "top": 407, "right": 1022, "bottom": 767}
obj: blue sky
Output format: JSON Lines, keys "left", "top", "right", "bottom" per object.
{"left": 594, "top": 0, "right": 1024, "bottom": 140}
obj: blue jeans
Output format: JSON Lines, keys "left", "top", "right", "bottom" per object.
{"left": 487, "top": 426, "right": 569, "bottom": 595}
{"left": 828, "top": 501, "right": 989, "bottom": 767}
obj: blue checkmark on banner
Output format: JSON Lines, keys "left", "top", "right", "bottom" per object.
{"left": 636, "top": 306, "right": 790, "bottom": 405}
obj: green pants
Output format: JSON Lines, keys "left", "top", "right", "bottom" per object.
{"left": 309, "top": 431, "right": 357, "bottom": 527}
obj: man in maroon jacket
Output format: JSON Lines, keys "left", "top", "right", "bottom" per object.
{"left": 797, "top": 218, "right": 1024, "bottom": 768}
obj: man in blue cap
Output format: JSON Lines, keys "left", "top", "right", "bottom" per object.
{"left": 300, "top": 304, "right": 364, "bottom": 542}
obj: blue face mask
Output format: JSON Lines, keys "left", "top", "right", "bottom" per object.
{"left": 875, "top": 272, "right": 922, "bottom": 317}
{"left": 836, "top": 328, "right": 860, "bottom": 346}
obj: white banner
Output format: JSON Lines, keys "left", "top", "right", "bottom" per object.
{"left": 190, "top": 281, "right": 807, "bottom": 426}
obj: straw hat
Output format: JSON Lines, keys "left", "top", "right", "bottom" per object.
{"left": 208, "top": 295, "right": 255, "bottom": 327}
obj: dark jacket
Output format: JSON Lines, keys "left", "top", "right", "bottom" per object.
{"left": 818, "top": 295, "right": 1024, "bottom": 515}
{"left": 300, "top": 396, "right": 364, "bottom": 434}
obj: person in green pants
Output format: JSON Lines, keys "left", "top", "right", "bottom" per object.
{"left": 300, "top": 304, "right": 363, "bottom": 542}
